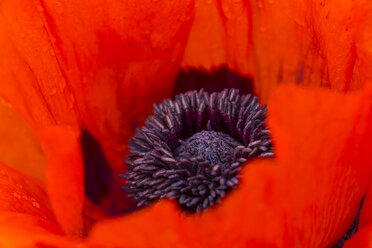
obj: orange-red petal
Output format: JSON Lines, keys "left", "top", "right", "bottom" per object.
{"left": 0, "top": 0, "right": 195, "bottom": 171}
{"left": 0, "top": 0, "right": 196, "bottom": 225}
{"left": 0, "top": 212, "right": 81, "bottom": 248}
{"left": 85, "top": 85, "right": 372, "bottom": 247}
{"left": 251, "top": 0, "right": 369, "bottom": 100}
{"left": 0, "top": 160, "right": 73, "bottom": 247}
{"left": 181, "top": 0, "right": 372, "bottom": 102}
{"left": 269, "top": 85, "right": 372, "bottom": 246}
{"left": 0, "top": 99, "right": 46, "bottom": 182}
{"left": 38, "top": 126, "right": 84, "bottom": 237}
{"left": 343, "top": 224, "right": 372, "bottom": 248}
{"left": 181, "top": 0, "right": 254, "bottom": 74}
{"left": 0, "top": 161, "right": 56, "bottom": 224}
{"left": 86, "top": 160, "right": 282, "bottom": 248}
{"left": 357, "top": 176, "right": 372, "bottom": 229}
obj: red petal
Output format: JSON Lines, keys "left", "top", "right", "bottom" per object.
{"left": 0, "top": 0, "right": 194, "bottom": 171}
{"left": 181, "top": 0, "right": 372, "bottom": 102}
{"left": 343, "top": 224, "right": 372, "bottom": 247}
{"left": 0, "top": 212, "right": 81, "bottom": 248}
{"left": 0, "top": 161, "right": 56, "bottom": 224}
{"left": 358, "top": 176, "right": 372, "bottom": 229}
{"left": 0, "top": 0, "right": 195, "bottom": 221}
{"left": 269, "top": 85, "right": 372, "bottom": 246}
{"left": 86, "top": 160, "right": 282, "bottom": 248}
{"left": 181, "top": 0, "right": 253, "bottom": 74}
{"left": 251, "top": 0, "right": 369, "bottom": 99}
{"left": 0, "top": 99, "right": 46, "bottom": 182}
{"left": 86, "top": 85, "right": 372, "bottom": 247}
{"left": 39, "top": 126, "right": 84, "bottom": 237}
{"left": 0, "top": 160, "right": 72, "bottom": 246}
{"left": 0, "top": 143, "right": 81, "bottom": 246}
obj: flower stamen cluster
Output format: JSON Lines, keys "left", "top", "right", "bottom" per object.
{"left": 123, "top": 89, "right": 273, "bottom": 212}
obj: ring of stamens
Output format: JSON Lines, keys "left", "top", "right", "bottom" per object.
{"left": 123, "top": 88, "right": 273, "bottom": 212}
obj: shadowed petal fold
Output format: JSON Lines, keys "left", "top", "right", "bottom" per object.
{"left": 39, "top": 126, "right": 84, "bottom": 237}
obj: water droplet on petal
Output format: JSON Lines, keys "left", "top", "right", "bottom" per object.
{"left": 13, "top": 192, "right": 21, "bottom": 200}
{"left": 32, "top": 201, "right": 41, "bottom": 209}
{"left": 55, "top": 1, "right": 64, "bottom": 14}
{"left": 67, "top": 94, "right": 75, "bottom": 109}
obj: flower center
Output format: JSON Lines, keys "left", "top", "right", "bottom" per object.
{"left": 175, "top": 130, "right": 241, "bottom": 168}
{"left": 123, "top": 89, "right": 273, "bottom": 212}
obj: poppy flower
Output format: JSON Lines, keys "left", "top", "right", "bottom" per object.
{"left": 1, "top": 0, "right": 372, "bottom": 247}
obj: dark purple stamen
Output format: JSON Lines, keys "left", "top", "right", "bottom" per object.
{"left": 122, "top": 88, "right": 273, "bottom": 212}
{"left": 173, "top": 67, "right": 253, "bottom": 96}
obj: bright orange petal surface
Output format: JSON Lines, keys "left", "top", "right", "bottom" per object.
{"left": 269, "top": 85, "right": 372, "bottom": 247}
{"left": 0, "top": 0, "right": 196, "bottom": 227}
{"left": 181, "top": 0, "right": 372, "bottom": 102}
{"left": 0, "top": 0, "right": 195, "bottom": 172}
{"left": 39, "top": 126, "right": 84, "bottom": 237}
{"left": 87, "top": 160, "right": 282, "bottom": 248}
{"left": 0, "top": 161, "right": 56, "bottom": 223}
{"left": 251, "top": 0, "right": 369, "bottom": 100}
{"left": 85, "top": 85, "right": 372, "bottom": 247}
{"left": 0, "top": 98, "right": 46, "bottom": 182}
{"left": 181, "top": 0, "right": 254, "bottom": 74}
{"left": 0, "top": 212, "right": 83, "bottom": 248}
{"left": 0, "top": 161, "right": 76, "bottom": 247}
